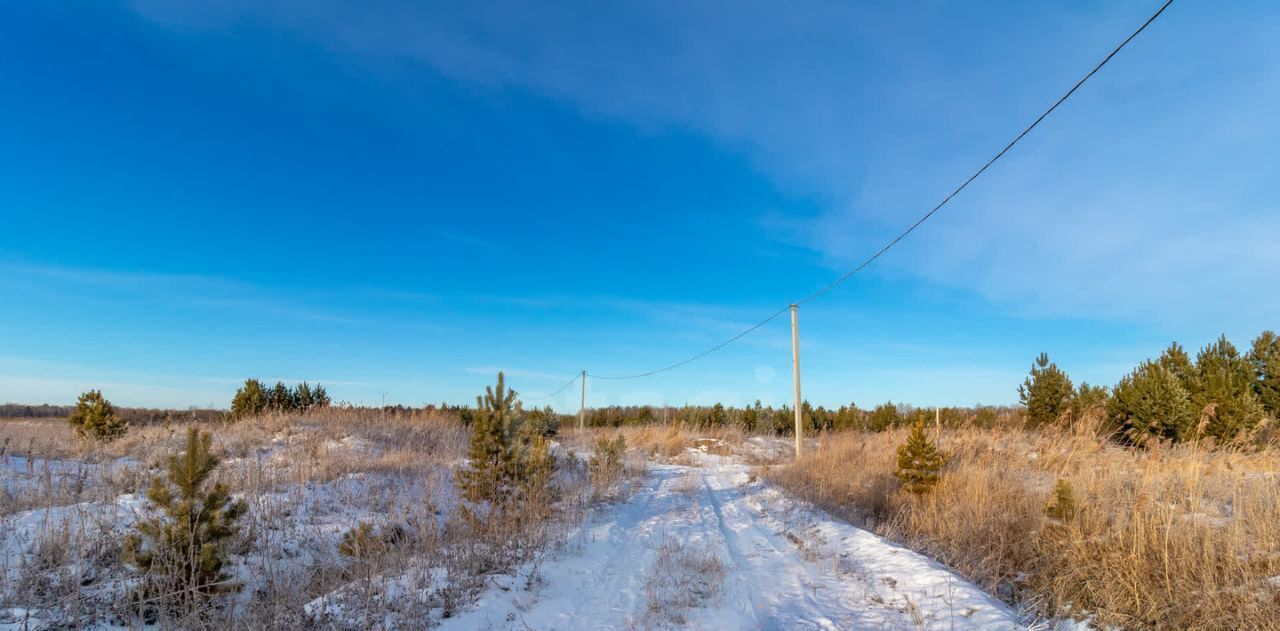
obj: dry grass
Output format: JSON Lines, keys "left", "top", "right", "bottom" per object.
{"left": 764, "top": 416, "right": 1280, "bottom": 630}
{"left": 1, "top": 410, "right": 638, "bottom": 629}
{"left": 636, "top": 537, "right": 725, "bottom": 629}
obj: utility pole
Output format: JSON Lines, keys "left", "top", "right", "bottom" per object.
{"left": 935, "top": 405, "right": 941, "bottom": 443}
{"left": 579, "top": 370, "right": 586, "bottom": 431}
{"left": 791, "top": 304, "right": 803, "bottom": 460}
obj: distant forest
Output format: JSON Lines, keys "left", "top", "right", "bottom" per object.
{"left": 0, "top": 403, "right": 224, "bottom": 425}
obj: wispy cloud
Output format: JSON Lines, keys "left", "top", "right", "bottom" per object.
{"left": 125, "top": 2, "right": 1280, "bottom": 334}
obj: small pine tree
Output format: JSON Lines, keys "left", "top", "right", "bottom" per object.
{"left": 1193, "top": 335, "right": 1266, "bottom": 442}
{"left": 1108, "top": 361, "right": 1196, "bottom": 444}
{"left": 1069, "top": 382, "right": 1109, "bottom": 426}
{"left": 1248, "top": 331, "right": 1280, "bottom": 417}
{"left": 230, "top": 379, "right": 268, "bottom": 420}
{"left": 1046, "top": 479, "right": 1078, "bottom": 522}
{"left": 519, "top": 435, "right": 559, "bottom": 519}
{"left": 1019, "top": 352, "right": 1075, "bottom": 427}
{"left": 68, "top": 390, "right": 127, "bottom": 441}
{"left": 338, "top": 522, "right": 382, "bottom": 559}
{"left": 456, "top": 373, "right": 522, "bottom": 520}
{"left": 895, "top": 418, "right": 946, "bottom": 494}
{"left": 124, "top": 427, "right": 247, "bottom": 613}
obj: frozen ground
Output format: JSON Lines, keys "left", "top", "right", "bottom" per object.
{"left": 442, "top": 450, "right": 1022, "bottom": 630}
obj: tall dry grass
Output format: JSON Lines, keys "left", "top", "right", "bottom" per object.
{"left": 764, "top": 417, "right": 1280, "bottom": 630}
{"left": 2, "top": 409, "right": 638, "bottom": 628}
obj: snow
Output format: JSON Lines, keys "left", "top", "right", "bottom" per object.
{"left": 440, "top": 452, "right": 1023, "bottom": 630}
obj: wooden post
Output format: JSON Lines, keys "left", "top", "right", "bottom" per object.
{"left": 935, "top": 405, "right": 941, "bottom": 443}
{"left": 579, "top": 370, "right": 586, "bottom": 431}
{"left": 791, "top": 304, "right": 803, "bottom": 460}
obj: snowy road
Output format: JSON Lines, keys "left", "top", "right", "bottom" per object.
{"left": 442, "top": 455, "right": 1022, "bottom": 630}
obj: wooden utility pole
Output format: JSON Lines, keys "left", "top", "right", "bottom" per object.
{"left": 579, "top": 370, "right": 587, "bottom": 431}
{"left": 935, "top": 405, "right": 941, "bottom": 442}
{"left": 791, "top": 304, "right": 803, "bottom": 460}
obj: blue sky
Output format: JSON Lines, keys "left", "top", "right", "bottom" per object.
{"left": 1, "top": 1, "right": 1276, "bottom": 410}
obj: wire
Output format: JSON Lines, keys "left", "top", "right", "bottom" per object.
{"left": 520, "top": 372, "right": 582, "bottom": 401}
{"left": 591, "top": 305, "right": 792, "bottom": 380}
{"left": 795, "top": 0, "right": 1175, "bottom": 306}
{"left": 588, "top": 0, "right": 1174, "bottom": 381}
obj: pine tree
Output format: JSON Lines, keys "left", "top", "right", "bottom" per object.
{"left": 895, "top": 418, "right": 947, "bottom": 494}
{"left": 1019, "top": 352, "right": 1074, "bottom": 427}
{"left": 456, "top": 372, "right": 522, "bottom": 519}
{"left": 1046, "top": 479, "right": 1078, "bottom": 522}
{"left": 294, "top": 382, "right": 315, "bottom": 412}
{"left": 312, "top": 384, "right": 331, "bottom": 408}
{"left": 869, "top": 402, "right": 902, "bottom": 432}
{"left": 1069, "top": 382, "right": 1109, "bottom": 426}
{"left": 124, "top": 427, "right": 247, "bottom": 613}
{"left": 68, "top": 390, "right": 127, "bottom": 441}
{"left": 1158, "top": 342, "right": 1196, "bottom": 394}
{"left": 1248, "top": 331, "right": 1280, "bottom": 417}
{"left": 269, "top": 381, "right": 292, "bottom": 412}
{"left": 1193, "top": 335, "right": 1265, "bottom": 442}
{"left": 1108, "top": 361, "right": 1196, "bottom": 444}
{"left": 230, "top": 379, "right": 268, "bottom": 420}
{"left": 519, "top": 435, "right": 558, "bottom": 520}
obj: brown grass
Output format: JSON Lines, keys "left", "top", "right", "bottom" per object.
{"left": 763, "top": 417, "right": 1280, "bottom": 630}
{"left": 1, "top": 410, "right": 638, "bottom": 628}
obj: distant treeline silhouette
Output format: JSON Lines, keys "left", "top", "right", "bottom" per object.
{"left": 0, "top": 403, "right": 224, "bottom": 425}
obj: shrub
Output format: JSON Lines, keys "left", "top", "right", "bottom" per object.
{"left": 894, "top": 418, "right": 946, "bottom": 494}
{"left": 1019, "top": 352, "right": 1074, "bottom": 427}
{"left": 124, "top": 427, "right": 247, "bottom": 614}
{"left": 522, "top": 405, "right": 561, "bottom": 438}
{"left": 1108, "top": 361, "right": 1196, "bottom": 445}
{"left": 230, "top": 378, "right": 268, "bottom": 419}
{"left": 67, "top": 390, "right": 127, "bottom": 441}
{"left": 589, "top": 434, "right": 626, "bottom": 479}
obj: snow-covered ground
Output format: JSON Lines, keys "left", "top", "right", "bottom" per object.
{"left": 443, "top": 450, "right": 1022, "bottom": 630}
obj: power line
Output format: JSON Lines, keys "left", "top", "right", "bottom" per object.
{"left": 592, "top": 305, "right": 792, "bottom": 380}
{"left": 521, "top": 372, "right": 582, "bottom": 401}
{"left": 590, "top": 0, "right": 1174, "bottom": 381}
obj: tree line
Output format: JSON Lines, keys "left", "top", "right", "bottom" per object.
{"left": 1020, "top": 330, "right": 1279, "bottom": 445}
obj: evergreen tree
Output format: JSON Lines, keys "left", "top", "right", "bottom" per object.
{"left": 124, "top": 427, "right": 247, "bottom": 613}
{"left": 1248, "top": 331, "right": 1280, "bottom": 416}
{"left": 518, "top": 435, "right": 558, "bottom": 519}
{"left": 1069, "top": 382, "right": 1109, "bottom": 425}
{"left": 230, "top": 379, "right": 268, "bottom": 420}
{"left": 456, "top": 373, "right": 522, "bottom": 519}
{"left": 1046, "top": 479, "right": 1078, "bottom": 522}
{"left": 312, "top": 384, "right": 331, "bottom": 408}
{"left": 269, "top": 381, "right": 292, "bottom": 412}
{"left": 1108, "top": 361, "right": 1196, "bottom": 444}
{"left": 1193, "top": 335, "right": 1266, "bottom": 441}
{"left": 294, "top": 382, "right": 315, "bottom": 412}
{"left": 68, "top": 389, "right": 127, "bottom": 441}
{"left": 895, "top": 418, "right": 947, "bottom": 494}
{"left": 1158, "top": 342, "right": 1197, "bottom": 394}
{"left": 869, "top": 402, "right": 902, "bottom": 432}
{"left": 1018, "top": 352, "right": 1074, "bottom": 427}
